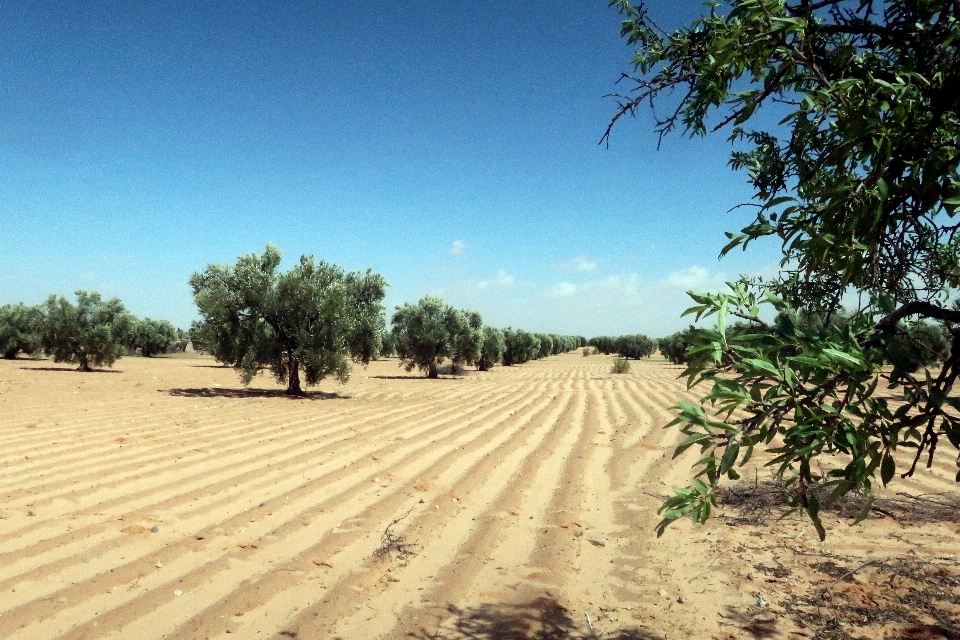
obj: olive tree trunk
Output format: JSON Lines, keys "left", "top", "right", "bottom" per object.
{"left": 286, "top": 353, "right": 303, "bottom": 395}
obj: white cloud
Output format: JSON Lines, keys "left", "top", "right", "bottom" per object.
{"left": 475, "top": 270, "right": 515, "bottom": 292}
{"left": 543, "top": 274, "right": 645, "bottom": 301}
{"left": 449, "top": 240, "right": 467, "bottom": 256}
{"left": 408, "top": 263, "right": 767, "bottom": 337}
{"left": 518, "top": 268, "right": 729, "bottom": 335}
{"left": 664, "top": 266, "right": 712, "bottom": 290}
{"left": 554, "top": 255, "right": 598, "bottom": 272}
{"left": 448, "top": 269, "right": 516, "bottom": 296}
{"left": 573, "top": 256, "right": 597, "bottom": 272}
{"left": 545, "top": 281, "right": 579, "bottom": 298}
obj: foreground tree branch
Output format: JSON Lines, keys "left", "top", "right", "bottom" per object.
{"left": 606, "top": 0, "right": 960, "bottom": 538}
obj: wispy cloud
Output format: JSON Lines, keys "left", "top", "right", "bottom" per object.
{"left": 449, "top": 270, "right": 516, "bottom": 296}
{"left": 545, "top": 281, "right": 579, "bottom": 298}
{"left": 544, "top": 273, "right": 643, "bottom": 299}
{"left": 664, "top": 266, "right": 711, "bottom": 290}
{"left": 554, "top": 255, "right": 598, "bottom": 273}
{"left": 476, "top": 270, "right": 515, "bottom": 292}
{"left": 524, "top": 267, "right": 733, "bottom": 335}
{"left": 449, "top": 240, "right": 467, "bottom": 256}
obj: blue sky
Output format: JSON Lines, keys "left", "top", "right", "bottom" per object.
{"left": 0, "top": 1, "right": 783, "bottom": 337}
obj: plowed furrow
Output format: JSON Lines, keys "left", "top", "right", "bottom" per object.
{"left": 261, "top": 385, "right": 581, "bottom": 639}
{"left": 0, "top": 380, "right": 548, "bottom": 589}
{"left": 29, "top": 377, "right": 562, "bottom": 639}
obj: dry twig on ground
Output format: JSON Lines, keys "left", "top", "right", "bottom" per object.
{"left": 374, "top": 504, "right": 418, "bottom": 559}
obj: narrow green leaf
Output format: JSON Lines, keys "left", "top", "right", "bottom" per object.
{"left": 720, "top": 442, "right": 740, "bottom": 474}
{"left": 880, "top": 453, "right": 895, "bottom": 486}
{"left": 852, "top": 495, "right": 875, "bottom": 526}
{"left": 822, "top": 348, "right": 863, "bottom": 367}
{"left": 743, "top": 358, "right": 780, "bottom": 377}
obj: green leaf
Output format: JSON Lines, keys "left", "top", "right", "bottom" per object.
{"left": 673, "top": 432, "right": 713, "bottom": 457}
{"left": 742, "top": 358, "right": 780, "bottom": 377}
{"left": 880, "top": 453, "right": 895, "bottom": 486}
{"left": 852, "top": 495, "right": 875, "bottom": 526}
{"left": 720, "top": 442, "right": 741, "bottom": 474}
{"left": 822, "top": 348, "right": 863, "bottom": 368}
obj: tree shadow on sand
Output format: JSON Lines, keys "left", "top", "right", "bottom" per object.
{"left": 163, "top": 387, "right": 346, "bottom": 401}
{"left": 718, "top": 606, "right": 780, "bottom": 639}
{"left": 719, "top": 480, "right": 960, "bottom": 527}
{"left": 369, "top": 375, "right": 465, "bottom": 381}
{"left": 19, "top": 366, "right": 121, "bottom": 373}
{"left": 404, "top": 598, "right": 665, "bottom": 640}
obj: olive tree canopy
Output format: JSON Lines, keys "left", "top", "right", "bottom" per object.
{"left": 607, "top": 0, "right": 960, "bottom": 537}
{"left": 41, "top": 291, "right": 132, "bottom": 371}
{"left": 190, "top": 245, "right": 386, "bottom": 395}
{"left": 390, "top": 296, "right": 482, "bottom": 378}
{"left": 130, "top": 318, "right": 178, "bottom": 357}
{"left": 0, "top": 303, "right": 42, "bottom": 359}
{"left": 478, "top": 326, "right": 506, "bottom": 371}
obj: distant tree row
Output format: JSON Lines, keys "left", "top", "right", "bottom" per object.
{"left": 657, "top": 329, "right": 698, "bottom": 365}
{"left": 502, "top": 329, "right": 584, "bottom": 366}
{"left": 0, "top": 293, "right": 186, "bottom": 370}
{"left": 383, "top": 295, "right": 585, "bottom": 378}
{"left": 589, "top": 334, "right": 656, "bottom": 360}
{"left": 2, "top": 246, "right": 585, "bottom": 392}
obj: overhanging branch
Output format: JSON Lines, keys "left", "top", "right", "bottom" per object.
{"left": 878, "top": 301, "right": 960, "bottom": 333}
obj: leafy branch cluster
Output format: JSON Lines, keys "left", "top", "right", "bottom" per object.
{"left": 607, "top": 0, "right": 960, "bottom": 308}
{"left": 606, "top": 0, "right": 960, "bottom": 537}
{"left": 660, "top": 280, "right": 960, "bottom": 538}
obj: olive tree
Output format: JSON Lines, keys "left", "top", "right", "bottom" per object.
{"left": 451, "top": 310, "right": 483, "bottom": 368}
{"left": 0, "top": 303, "right": 42, "bottom": 359}
{"left": 190, "top": 245, "right": 386, "bottom": 395}
{"left": 608, "top": 0, "right": 960, "bottom": 538}
{"left": 379, "top": 331, "right": 397, "bottom": 358}
{"left": 501, "top": 328, "right": 540, "bottom": 366}
{"left": 658, "top": 329, "right": 696, "bottom": 365}
{"left": 478, "top": 326, "right": 506, "bottom": 371}
{"left": 390, "top": 297, "right": 482, "bottom": 378}
{"left": 616, "top": 334, "right": 656, "bottom": 359}
{"left": 129, "top": 318, "right": 178, "bottom": 357}
{"left": 41, "top": 291, "right": 132, "bottom": 371}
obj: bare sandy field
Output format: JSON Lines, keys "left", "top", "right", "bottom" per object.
{"left": 1, "top": 353, "right": 959, "bottom": 639}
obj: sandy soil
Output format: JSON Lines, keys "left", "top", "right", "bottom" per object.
{"left": 1, "top": 352, "right": 959, "bottom": 639}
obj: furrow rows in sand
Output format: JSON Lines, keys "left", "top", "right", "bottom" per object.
{"left": 3, "top": 378, "right": 564, "bottom": 633}
{"left": 3, "top": 356, "right": 955, "bottom": 640}
{"left": 0, "top": 371, "right": 514, "bottom": 489}
{"left": 0, "top": 379, "right": 549, "bottom": 588}
{"left": 28, "top": 376, "right": 564, "bottom": 637}
{"left": 255, "top": 377, "right": 588, "bottom": 639}
{"left": 0, "top": 378, "right": 510, "bottom": 507}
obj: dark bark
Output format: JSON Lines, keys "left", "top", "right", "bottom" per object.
{"left": 286, "top": 353, "right": 303, "bottom": 395}
{"left": 428, "top": 362, "right": 438, "bottom": 379}
{"left": 877, "top": 301, "right": 960, "bottom": 333}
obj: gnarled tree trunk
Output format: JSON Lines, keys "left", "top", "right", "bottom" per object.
{"left": 286, "top": 353, "right": 303, "bottom": 395}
